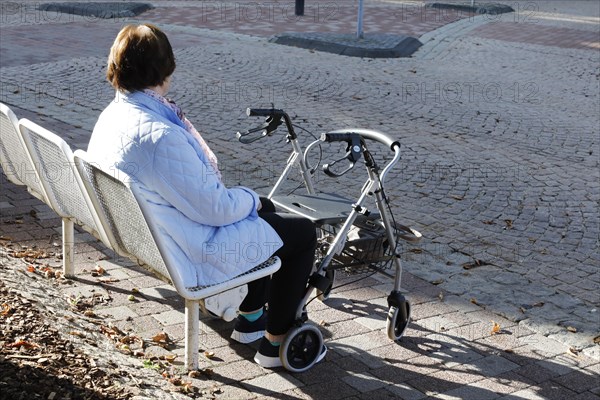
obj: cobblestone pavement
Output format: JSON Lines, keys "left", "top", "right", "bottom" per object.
{"left": 1, "top": 0, "right": 599, "bottom": 399}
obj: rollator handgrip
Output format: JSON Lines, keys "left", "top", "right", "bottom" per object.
{"left": 321, "top": 132, "right": 355, "bottom": 143}
{"left": 247, "top": 107, "right": 285, "bottom": 118}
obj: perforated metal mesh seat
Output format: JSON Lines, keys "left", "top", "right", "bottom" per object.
{"left": 76, "top": 154, "right": 171, "bottom": 282}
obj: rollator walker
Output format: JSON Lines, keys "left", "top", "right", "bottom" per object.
{"left": 231, "top": 107, "right": 423, "bottom": 372}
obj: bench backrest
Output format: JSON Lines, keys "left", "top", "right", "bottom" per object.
{"left": 0, "top": 103, "right": 46, "bottom": 201}
{"left": 18, "top": 119, "right": 110, "bottom": 245}
{"left": 73, "top": 150, "right": 172, "bottom": 284}
{"left": 73, "top": 149, "right": 282, "bottom": 301}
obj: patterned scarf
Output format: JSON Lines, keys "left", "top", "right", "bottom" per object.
{"left": 143, "top": 89, "right": 222, "bottom": 182}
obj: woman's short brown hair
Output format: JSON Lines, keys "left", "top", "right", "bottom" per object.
{"left": 107, "top": 24, "right": 176, "bottom": 92}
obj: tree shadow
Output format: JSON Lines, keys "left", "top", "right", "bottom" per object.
{"left": 0, "top": 359, "right": 130, "bottom": 399}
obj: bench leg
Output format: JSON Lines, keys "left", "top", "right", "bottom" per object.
{"left": 62, "top": 218, "right": 75, "bottom": 278}
{"left": 185, "top": 299, "right": 199, "bottom": 370}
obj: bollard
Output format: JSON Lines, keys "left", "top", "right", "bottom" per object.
{"left": 295, "top": 0, "right": 305, "bottom": 16}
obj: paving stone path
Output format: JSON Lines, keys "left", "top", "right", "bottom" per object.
{"left": 1, "top": 1, "right": 599, "bottom": 398}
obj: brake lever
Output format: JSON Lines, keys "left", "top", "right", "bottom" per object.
{"left": 322, "top": 135, "right": 363, "bottom": 178}
{"left": 323, "top": 152, "right": 357, "bottom": 178}
{"left": 236, "top": 125, "right": 268, "bottom": 143}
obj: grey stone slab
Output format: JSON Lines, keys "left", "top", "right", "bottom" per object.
{"left": 342, "top": 371, "right": 388, "bottom": 393}
{"left": 469, "top": 355, "right": 520, "bottom": 377}
{"left": 37, "top": 2, "right": 153, "bottom": 18}
{"left": 270, "top": 33, "right": 423, "bottom": 58}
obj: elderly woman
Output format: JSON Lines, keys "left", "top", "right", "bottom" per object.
{"left": 88, "top": 24, "right": 326, "bottom": 368}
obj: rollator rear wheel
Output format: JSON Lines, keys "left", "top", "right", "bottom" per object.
{"left": 280, "top": 324, "right": 323, "bottom": 372}
{"left": 387, "top": 301, "right": 411, "bottom": 342}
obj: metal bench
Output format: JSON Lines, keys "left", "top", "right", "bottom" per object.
{"left": 73, "top": 149, "right": 281, "bottom": 369}
{"left": 18, "top": 118, "right": 112, "bottom": 277}
{"left": 0, "top": 102, "right": 282, "bottom": 370}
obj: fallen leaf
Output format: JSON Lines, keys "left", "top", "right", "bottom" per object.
{"left": 98, "top": 278, "right": 120, "bottom": 283}
{"left": 566, "top": 326, "right": 578, "bottom": 333}
{"left": 431, "top": 279, "right": 444, "bottom": 285}
{"left": 94, "top": 265, "right": 105, "bottom": 275}
{"left": 482, "top": 220, "right": 495, "bottom": 225}
{"left": 450, "top": 195, "right": 464, "bottom": 201}
{"left": 594, "top": 336, "right": 600, "bottom": 344}
{"left": 188, "top": 370, "right": 202, "bottom": 378}
{"left": 152, "top": 332, "right": 170, "bottom": 343}
{"left": 9, "top": 339, "right": 39, "bottom": 349}
{"left": 319, "top": 319, "right": 329, "bottom": 326}
{"left": 491, "top": 321, "right": 501, "bottom": 335}
{"left": 504, "top": 349, "right": 514, "bottom": 354}
{"left": 470, "top": 298, "right": 479, "bottom": 305}
{"left": 69, "top": 331, "right": 85, "bottom": 338}
{"left": 1, "top": 303, "right": 12, "bottom": 316}
{"left": 438, "top": 292, "right": 444, "bottom": 301}
{"left": 568, "top": 347, "right": 580, "bottom": 355}
{"left": 532, "top": 302, "right": 545, "bottom": 308}
{"left": 203, "top": 351, "right": 215, "bottom": 359}
{"left": 27, "top": 265, "right": 36, "bottom": 273}
{"left": 181, "top": 381, "right": 195, "bottom": 393}
{"left": 168, "top": 377, "right": 182, "bottom": 386}
{"left": 165, "top": 354, "right": 177, "bottom": 363}
{"left": 504, "top": 219, "right": 513, "bottom": 229}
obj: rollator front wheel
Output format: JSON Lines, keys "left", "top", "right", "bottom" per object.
{"left": 387, "top": 301, "right": 411, "bottom": 342}
{"left": 280, "top": 324, "right": 324, "bottom": 373}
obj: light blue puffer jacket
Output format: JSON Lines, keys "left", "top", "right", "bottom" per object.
{"left": 88, "top": 91, "right": 283, "bottom": 287}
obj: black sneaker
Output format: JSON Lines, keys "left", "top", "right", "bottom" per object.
{"left": 254, "top": 337, "right": 327, "bottom": 369}
{"left": 230, "top": 311, "right": 267, "bottom": 344}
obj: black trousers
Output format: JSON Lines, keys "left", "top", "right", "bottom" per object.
{"left": 239, "top": 198, "right": 316, "bottom": 335}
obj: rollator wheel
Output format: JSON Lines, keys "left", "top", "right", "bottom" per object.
{"left": 316, "top": 269, "right": 335, "bottom": 301}
{"left": 386, "top": 301, "right": 411, "bottom": 342}
{"left": 280, "top": 324, "right": 324, "bottom": 373}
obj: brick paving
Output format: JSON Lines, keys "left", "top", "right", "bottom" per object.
{"left": 1, "top": 0, "right": 599, "bottom": 399}
{"left": 471, "top": 22, "right": 600, "bottom": 50}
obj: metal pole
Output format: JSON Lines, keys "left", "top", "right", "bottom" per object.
{"left": 357, "top": 0, "right": 365, "bottom": 39}
{"left": 296, "top": 0, "right": 305, "bottom": 16}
